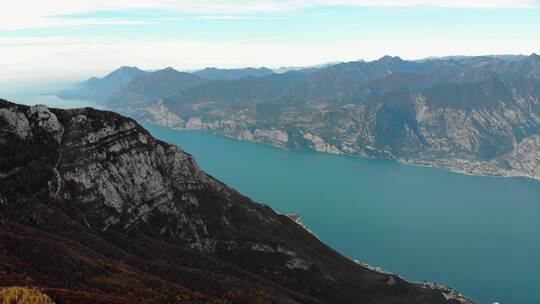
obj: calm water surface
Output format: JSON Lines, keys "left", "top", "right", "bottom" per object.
{"left": 1, "top": 85, "right": 103, "bottom": 109}
{"left": 4, "top": 87, "right": 540, "bottom": 304}
{"left": 145, "top": 126, "right": 540, "bottom": 304}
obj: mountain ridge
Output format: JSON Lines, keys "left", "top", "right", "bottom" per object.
{"left": 107, "top": 67, "right": 208, "bottom": 108}
{"left": 0, "top": 99, "right": 469, "bottom": 304}
{"left": 193, "top": 67, "right": 275, "bottom": 80}
{"left": 58, "top": 66, "right": 148, "bottom": 101}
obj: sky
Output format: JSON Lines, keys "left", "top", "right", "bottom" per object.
{"left": 0, "top": 0, "right": 539, "bottom": 84}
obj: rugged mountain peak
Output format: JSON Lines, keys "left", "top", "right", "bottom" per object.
{"left": 102, "top": 66, "right": 147, "bottom": 81}
{"left": 0, "top": 99, "right": 464, "bottom": 303}
{"left": 114, "top": 65, "right": 144, "bottom": 73}
{"left": 377, "top": 55, "right": 404, "bottom": 63}
{"left": 159, "top": 66, "right": 179, "bottom": 73}
{"left": 107, "top": 68, "right": 208, "bottom": 107}
{"left": 526, "top": 53, "right": 540, "bottom": 64}
{"left": 58, "top": 66, "right": 148, "bottom": 102}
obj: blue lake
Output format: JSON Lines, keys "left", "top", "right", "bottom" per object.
{"left": 3, "top": 89, "right": 540, "bottom": 304}
{"left": 0, "top": 85, "right": 103, "bottom": 110}
{"left": 144, "top": 126, "right": 540, "bottom": 304}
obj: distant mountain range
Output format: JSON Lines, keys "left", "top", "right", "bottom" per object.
{"left": 193, "top": 67, "right": 275, "bottom": 80}
{"left": 0, "top": 99, "right": 467, "bottom": 303}
{"left": 58, "top": 54, "right": 540, "bottom": 179}
{"left": 58, "top": 66, "right": 281, "bottom": 105}
{"left": 58, "top": 66, "right": 148, "bottom": 101}
{"left": 272, "top": 62, "right": 342, "bottom": 74}
{"left": 422, "top": 54, "right": 529, "bottom": 62}
{"left": 108, "top": 67, "right": 208, "bottom": 107}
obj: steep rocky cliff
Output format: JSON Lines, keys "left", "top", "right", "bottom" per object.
{"left": 0, "top": 99, "right": 468, "bottom": 303}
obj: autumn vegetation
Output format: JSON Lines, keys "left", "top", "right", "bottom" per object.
{"left": 0, "top": 287, "right": 55, "bottom": 304}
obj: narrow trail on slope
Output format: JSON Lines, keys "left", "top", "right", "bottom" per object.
{"left": 53, "top": 127, "right": 65, "bottom": 199}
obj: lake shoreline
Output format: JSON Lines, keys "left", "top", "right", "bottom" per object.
{"left": 44, "top": 92, "right": 540, "bottom": 182}
{"left": 164, "top": 125, "right": 540, "bottom": 182}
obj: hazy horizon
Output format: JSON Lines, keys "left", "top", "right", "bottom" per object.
{"left": 1, "top": 0, "right": 539, "bottom": 84}
{"left": 1, "top": 53, "right": 537, "bottom": 87}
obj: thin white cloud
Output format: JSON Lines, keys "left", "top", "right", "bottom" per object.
{"left": 0, "top": 0, "right": 537, "bottom": 30}
{"left": 0, "top": 36, "right": 78, "bottom": 47}
{"left": 195, "top": 15, "right": 268, "bottom": 20}
{"left": 312, "top": 0, "right": 537, "bottom": 9}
